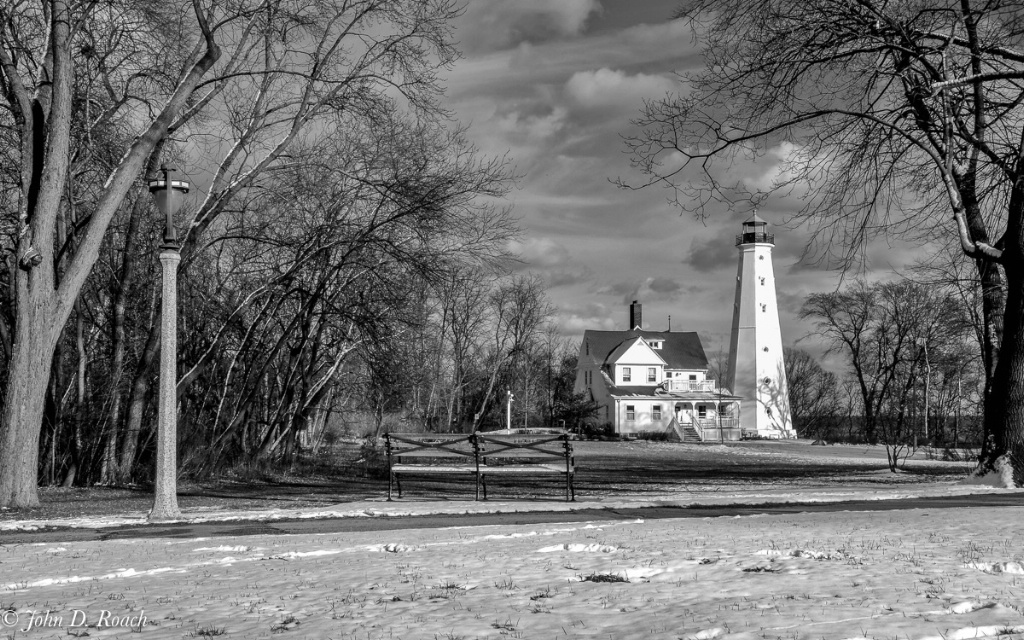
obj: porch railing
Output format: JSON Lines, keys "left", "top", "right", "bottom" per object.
{"left": 695, "top": 417, "right": 739, "bottom": 430}
{"left": 668, "top": 379, "right": 717, "bottom": 392}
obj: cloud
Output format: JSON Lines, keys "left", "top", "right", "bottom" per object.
{"left": 684, "top": 228, "right": 739, "bottom": 273}
{"left": 508, "top": 237, "right": 571, "bottom": 268}
{"left": 558, "top": 302, "right": 622, "bottom": 336}
{"left": 547, "top": 269, "right": 593, "bottom": 288}
{"left": 595, "top": 281, "right": 641, "bottom": 299}
{"left": 495, "top": 106, "right": 569, "bottom": 146}
{"left": 505, "top": 238, "right": 592, "bottom": 288}
{"left": 648, "top": 276, "right": 681, "bottom": 295}
{"left": 564, "top": 67, "right": 675, "bottom": 112}
{"left": 595, "top": 277, "right": 685, "bottom": 304}
{"left": 777, "top": 290, "right": 807, "bottom": 316}
{"left": 457, "top": 0, "right": 601, "bottom": 54}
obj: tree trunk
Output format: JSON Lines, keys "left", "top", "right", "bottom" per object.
{"left": 109, "top": 173, "right": 158, "bottom": 484}
{"left": 986, "top": 257, "right": 1024, "bottom": 486}
{"left": 977, "top": 256, "right": 1007, "bottom": 464}
{"left": 121, "top": 319, "right": 160, "bottom": 478}
{"left": 978, "top": 157, "right": 1024, "bottom": 485}
{"left": 0, "top": 307, "right": 57, "bottom": 507}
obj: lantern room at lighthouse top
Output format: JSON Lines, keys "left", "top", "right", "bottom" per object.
{"left": 736, "top": 212, "right": 774, "bottom": 246}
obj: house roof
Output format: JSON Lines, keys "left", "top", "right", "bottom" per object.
{"left": 582, "top": 330, "right": 709, "bottom": 370}
{"left": 607, "top": 385, "right": 661, "bottom": 397}
{"left": 604, "top": 337, "right": 668, "bottom": 367}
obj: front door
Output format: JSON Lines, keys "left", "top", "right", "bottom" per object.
{"left": 676, "top": 403, "right": 693, "bottom": 424}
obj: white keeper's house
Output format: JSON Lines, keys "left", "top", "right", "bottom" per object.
{"left": 574, "top": 301, "right": 742, "bottom": 441}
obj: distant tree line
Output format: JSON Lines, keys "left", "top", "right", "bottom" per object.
{"left": 786, "top": 269, "right": 986, "bottom": 469}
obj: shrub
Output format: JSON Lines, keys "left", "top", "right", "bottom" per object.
{"left": 358, "top": 437, "right": 388, "bottom": 478}
{"left": 577, "top": 422, "right": 615, "bottom": 441}
{"left": 632, "top": 430, "right": 672, "bottom": 442}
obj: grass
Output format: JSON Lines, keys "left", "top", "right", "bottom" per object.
{"left": 580, "top": 572, "right": 630, "bottom": 583}
{"left": 0, "top": 439, "right": 976, "bottom": 523}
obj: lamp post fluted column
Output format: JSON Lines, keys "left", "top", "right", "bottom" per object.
{"left": 148, "top": 165, "right": 189, "bottom": 522}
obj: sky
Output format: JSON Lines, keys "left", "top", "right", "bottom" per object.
{"left": 444, "top": 0, "right": 929, "bottom": 359}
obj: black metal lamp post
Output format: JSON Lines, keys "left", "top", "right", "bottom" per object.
{"left": 148, "top": 164, "right": 189, "bottom": 521}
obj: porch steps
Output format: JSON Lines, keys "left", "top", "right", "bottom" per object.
{"left": 669, "top": 418, "right": 702, "bottom": 443}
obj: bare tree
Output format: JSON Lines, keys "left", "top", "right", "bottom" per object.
{"left": 0, "top": 0, "right": 467, "bottom": 507}
{"left": 624, "top": 0, "right": 1024, "bottom": 484}
{"left": 784, "top": 347, "right": 840, "bottom": 442}
{"left": 802, "top": 279, "right": 970, "bottom": 469}
{"left": 472, "top": 275, "right": 553, "bottom": 431}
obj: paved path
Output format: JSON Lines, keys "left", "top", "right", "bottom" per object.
{"left": 1, "top": 492, "right": 1022, "bottom": 545}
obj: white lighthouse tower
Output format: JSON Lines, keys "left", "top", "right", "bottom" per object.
{"left": 726, "top": 213, "right": 793, "bottom": 438}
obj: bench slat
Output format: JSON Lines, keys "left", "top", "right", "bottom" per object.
{"left": 479, "top": 464, "right": 567, "bottom": 474}
{"left": 391, "top": 465, "right": 477, "bottom": 473}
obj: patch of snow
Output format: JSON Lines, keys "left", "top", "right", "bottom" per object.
{"left": 962, "top": 455, "right": 1017, "bottom": 488}
{"left": 536, "top": 543, "right": 618, "bottom": 553}
{"left": 967, "top": 561, "right": 1024, "bottom": 574}
{"left": 368, "top": 543, "right": 415, "bottom": 553}
{"left": 920, "top": 625, "right": 1024, "bottom": 640}
{"left": 755, "top": 548, "right": 786, "bottom": 557}
{"left": 949, "top": 601, "right": 986, "bottom": 614}
{"left": 3, "top": 506, "right": 1024, "bottom": 638}
{"left": 682, "top": 628, "right": 725, "bottom": 639}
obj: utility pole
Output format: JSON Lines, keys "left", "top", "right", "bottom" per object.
{"left": 919, "top": 338, "right": 930, "bottom": 442}
{"left": 954, "top": 372, "right": 961, "bottom": 449}
{"left": 506, "top": 390, "right": 514, "bottom": 431}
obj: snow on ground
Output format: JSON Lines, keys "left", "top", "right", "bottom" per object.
{"left": 0, "top": 479, "right": 1011, "bottom": 533}
{"left": 2, "top": 443, "right": 1022, "bottom": 638}
{"left": 2, "top": 505, "right": 1024, "bottom": 639}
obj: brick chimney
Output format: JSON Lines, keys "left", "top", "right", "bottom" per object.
{"left": 629, "top": 300, "right": 642, "bottom": 330}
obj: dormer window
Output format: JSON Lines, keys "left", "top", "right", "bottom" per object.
{"left": 648, "top": 340, "right": 663, "bottom": 349}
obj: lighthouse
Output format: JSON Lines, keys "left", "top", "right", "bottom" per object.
{"left": 726, "top": 213, "right": 793, "bottom": 437}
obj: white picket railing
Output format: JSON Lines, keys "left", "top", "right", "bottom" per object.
{"left": 667, "top": 379, "right": 717, "bottom": 392}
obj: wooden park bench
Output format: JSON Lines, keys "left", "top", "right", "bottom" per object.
{"left": 382, "top": 432, "right": 575, "bottom": 502}
{"left": 384, "top": 433, "right": 480, "bottom": 501}
{"left": 475, "top": 432, "right": 575, "bottom": 502}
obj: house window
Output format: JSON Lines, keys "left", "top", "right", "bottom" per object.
{"left": 689, "top": 374, "right": 697, "bottom": 381}
{"left": 653, "top": 405, "right": 662, "bottom": 420}
{"left": 647, "top": 367, "right": 656, "bottom": 383}
{"left": 623, "top": 367, "right": 631, "bottom": 382}
{"left": 698, "top": 406, "right": 708, "bottom": 419}
{"left": 626, "top": 405, "right": 635, "bottom": 421}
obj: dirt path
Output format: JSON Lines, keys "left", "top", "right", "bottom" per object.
{"left": 3, "top": 491, "right": 1021, "bottom": 545}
